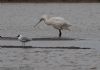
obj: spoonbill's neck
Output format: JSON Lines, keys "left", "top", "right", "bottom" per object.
{"left": 41, "top": 15, "right": 51, "bottom": 24}
{"left": 44, "top": 17, "right": 49, "bottom": 21}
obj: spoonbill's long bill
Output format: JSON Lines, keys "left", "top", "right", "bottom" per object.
{"left": 17, "top": 35, "right": 32, "bottom": 46}
{"left": 34, "top": 15, "right": 72, "bottom": 38}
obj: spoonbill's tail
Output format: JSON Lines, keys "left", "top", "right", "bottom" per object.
{"left": 62, "top": 24, "right": 72, "bottom": 31}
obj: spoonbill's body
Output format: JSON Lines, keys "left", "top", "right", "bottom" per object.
{"left": 34, "top": 15, "right": 72, "bottom": 37}
{"left": 17, "top": 35, "right": 32, "bottom": 46}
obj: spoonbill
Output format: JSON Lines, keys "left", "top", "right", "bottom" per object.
{"left": 17, "top": 35, "right": 32, "bottom": 46}
{"left": 34, "top": 15, "right": 72, "bottom": 37}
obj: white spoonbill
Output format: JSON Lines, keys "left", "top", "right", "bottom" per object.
{"left": 17, "top": 35, "right": 32, "bottom": 46}
{"left": 34, "top": 15, "right": 72, "bottom": 37}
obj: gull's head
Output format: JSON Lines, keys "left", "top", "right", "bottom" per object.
{"left": 16, "top": 34, "right": 22, "bottom": 38}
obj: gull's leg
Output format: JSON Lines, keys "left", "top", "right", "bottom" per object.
{"left": 23, "top": 42, "right": 25, "bottom": 46}
{"left": 22, "top": 42, "right": 25, "bottom": 46}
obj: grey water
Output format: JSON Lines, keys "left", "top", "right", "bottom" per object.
{"left": 0, "top": 3, "right": 100, "bottom": 70}
{"left": 0, "top": 3, "right": 100, "bottom": 51}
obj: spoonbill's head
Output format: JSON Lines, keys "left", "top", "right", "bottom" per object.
{"left": 34, "top": 15, "right": 50, "bottom": 28}
{"left": 41, "top": 15, "right": 49, "bottom": 20}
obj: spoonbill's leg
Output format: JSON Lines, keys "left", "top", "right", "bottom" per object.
{"left": 59, "top": 29, "right": 62, "bottom": 38}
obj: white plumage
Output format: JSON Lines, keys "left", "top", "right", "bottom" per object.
{"left": 34, "top": 15, "right": 72, "bottom": 37}
{"left": 17, "top": 35, "right": 32, "bottom": 46}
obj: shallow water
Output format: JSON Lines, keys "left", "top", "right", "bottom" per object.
{"left": 0, "top": 3, "right": 100, "bottom": 39}
{"left": 0, "top": 48, "right": 99, "bottom": 70}
{"left": 0, "top": 3, "right": 100, "bottom": 48}
{"left": 0, "top": 3, "right": 100, "bottom": 70}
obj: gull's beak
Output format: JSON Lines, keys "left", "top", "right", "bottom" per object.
{"left": 33, "top": 18, "right": 43, "bottom": 28}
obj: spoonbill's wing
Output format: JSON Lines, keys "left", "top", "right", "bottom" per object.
{"left": 49, "top": 17, "right": 71, "bottom": 25}
{"left": 50, "top": 17, "right": 65, "bottom": 21}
